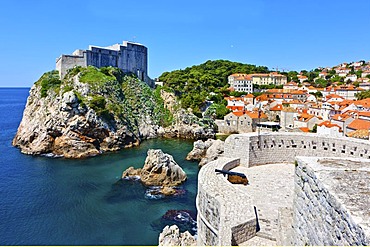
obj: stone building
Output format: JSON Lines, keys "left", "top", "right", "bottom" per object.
{"left": 215, "top": 111, "right": 268, "bottom": 134}
{"left": 56, "top": 41, "right": 153, "bottom": 86}
{"left": 250, "top": 72, "right": 287, "bottom": 86}
{"left": 228, "top": 74, "right": 253, "bottom": 93}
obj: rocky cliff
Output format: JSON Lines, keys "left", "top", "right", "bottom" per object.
{"left": 160, "top": 90, "right": 215, "bottom": 140}
{"left": 13, "top": 67, "right": 216, "bottom": 158}
{"left": 12, "top": 67, "right": 166, "bottom": 158}
{"left": 186, "top": 139, "right": 224, "bottom": 167}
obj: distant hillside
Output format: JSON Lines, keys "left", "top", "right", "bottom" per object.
{"left": 158, "top": 60, "right": 269, "bottom": 116}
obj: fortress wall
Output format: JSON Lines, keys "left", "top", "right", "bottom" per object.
{"left": 224, "top": 132, "right": 370, "bottom": 167}
{"left": 56, "top": 42, "right": 150, "bottom": 85}
{"left": 118, "top": 43, "right": 148, "bottom": 81}
{"left": 197, "top": 132, "right": 370, "bottom": 245}
{"left": 56, "top": 53, "right": 86, "bottom": 79}
{"left": 294, "top": 157, "right": 370, "bottom": 245}
{"left": 86, "top": 47, "right": 119, "bottom": 68}
{"left": 197, "top": 158, "right": 257, "bottom": 246}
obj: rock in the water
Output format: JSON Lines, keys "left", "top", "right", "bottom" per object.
{"left": 186, "top": 139, "right": 214, "bottom": 161}
{"left": 141, "top": 149, "right": 187, "bottom": 186}
{"left": 199, "top": 139, "right": 225, "bottom": 167}
{"left": 121, "top": 149, "right": 187, "bottom": 195}
{"left": 121, "top": 166, "right": 142, "bottom": 180}
{"left": 158, "top": 225, "right": 196, "bottom": 246}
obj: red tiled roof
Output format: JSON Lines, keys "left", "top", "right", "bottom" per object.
{"left": 232, "top": 111, "right": 245, "bottom": 117}
{"left": 347, "top": 119, "right": 370, "bottom": 130}
{"left": 246, "top": 111, "right": 267, "bottom": 119}
{"left": 318, "top": 121, "right": 341, "bottom": 129}
{"left": 270, "top": 104, "right": 283, "bottom": 111}
{"left": 299, "top": 127, "right": 310, "bottom": 132}
{"left": 227, "top": 106, "right": 244, "bottom": 111}
{"left": 359, "top": 111, "right": 370, "bottom": 117}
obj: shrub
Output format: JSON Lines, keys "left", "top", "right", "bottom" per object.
{"left": 79, "top": 66, "right": 115, "bottom": 84}
{"left": 36, "top": 71, "right": 61, "bottom": 97}
{"left": 89, "top": 95, "right": 106, "bottom": 111}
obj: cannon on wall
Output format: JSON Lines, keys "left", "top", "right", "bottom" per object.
{"left": 215, "top": 169, "right": 249, "bottom": 185}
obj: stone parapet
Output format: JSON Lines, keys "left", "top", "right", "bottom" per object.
{"left": 224, "top": 132, "right": 370, "bottom": 167}
{"left": 294, "top": 156, "right": 370, "bottom": 245}
{"left": 197, "top": 132, "right": 370, "bottom": 245}
{"left": 196, "top": 157, "right": 256, "bottom": 246}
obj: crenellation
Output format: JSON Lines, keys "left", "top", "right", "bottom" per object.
{"left": 56, "top": 41, "right": 152, "bottom": 86}
{"left": 197, "top": 132, "right": 370, "bottom": 246}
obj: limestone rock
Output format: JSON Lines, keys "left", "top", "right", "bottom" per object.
{"left": 186, "top": 139, "right": 214, "bottom": 161}
{"left": 162, "top": 108, "right": 216, "bottom": 140}
{"left": 199, "top": 139, "right": 225, "bottom": 167}
{"left": 121, "top": 149, "right": 187, "bottom": 187}
{"left": 160, "top": 90, "right": 178, "bottom": 114}
{"left": 158, "top": 225, "right": 196, "bottom": 246}
{"left": 12, "top": 70, "right": 164, "bottom": 158}
{"left": 121, "top": 166, "right": 141, "bottom": 179}
{"left": 141, "top": 149, "right": 187, "bottom": 186}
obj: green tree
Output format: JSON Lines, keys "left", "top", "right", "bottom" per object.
{"left": 315, "top": 78, "right": 329, "bottom": 88}
{"left": 356, "top": 90, "right": 370, "bottom": 100}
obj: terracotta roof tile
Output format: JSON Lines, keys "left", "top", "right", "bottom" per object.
{"left": 270, "top": 104, "right": 283, "bottom": 111}
{"left": 347, "top": 119, "right": 370, "bottom": 130}
{"left": 318, "top": 121, "right": 341, "bottom": 129}
{"left": 299, "top": 127, "right": 310, "bottom": 132}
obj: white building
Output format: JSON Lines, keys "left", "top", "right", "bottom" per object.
{"left": 317, "top": 121, "right": 342, "bottom": 137}
{"left": 344, "top": 74, "right": 357, "bottom": 82}
{"left": 228, "top": 74, "right": 253, "bottom": 93}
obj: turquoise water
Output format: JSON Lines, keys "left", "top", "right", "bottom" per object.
{"left": 0, "top": 88, "right": 199, "bottom": 245}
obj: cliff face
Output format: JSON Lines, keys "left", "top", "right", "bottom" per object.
{"left": 13, "top": 67, "right": 216, "bottom": 158}
{"left": 12, "top": 67, "right": 167, "bottom": 158}
{"left": 160, "top": 90, "right": 216, "bottom": 140}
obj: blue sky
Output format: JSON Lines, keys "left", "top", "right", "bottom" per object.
{"left": 1, "top": 0, "right": 370, "bottom": 87}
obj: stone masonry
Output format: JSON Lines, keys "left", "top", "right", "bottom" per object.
{"left": 294, "top": 156, "right": 369, "bottom": 245}
{"left": 56, "top": 41, "right": 152, "bottom": 86}
{"left": 197, "top": 132, "right": 370, "bottom": 245}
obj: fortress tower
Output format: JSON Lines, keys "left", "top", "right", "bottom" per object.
{"left": 56, "top": 41, "right": 152, "bottom": 86}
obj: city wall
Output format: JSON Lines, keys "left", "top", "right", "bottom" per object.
{"left": 197, "top": 132, "right": 370, "bottom": 245}
{"left": 294, "top": 156, "right": 369, "bottom": 245}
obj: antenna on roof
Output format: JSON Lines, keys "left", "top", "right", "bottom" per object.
{"left": 272, "top": 67, "right": 289, "bottom": 72}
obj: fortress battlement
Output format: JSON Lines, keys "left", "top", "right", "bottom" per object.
{"left": 56, "top": 41, "right": 152, "bottom": 86}
{"left": 197, "top": 132, "right": 370, "bottom": 245}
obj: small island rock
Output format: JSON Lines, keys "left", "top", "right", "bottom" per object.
{"left": 158, "top": 225, "right": 196, "bottom": 246}
{"left": 186, "top": 139, "right": 214, "bottom": 160}
{"left": 122, "top": 149, "right": 187, "bottom": 193}
{"left": 186, "top": 139, "right": 225, "bottom": 167}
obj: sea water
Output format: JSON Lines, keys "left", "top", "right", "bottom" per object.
{"left": 0, "top": 88, "right": 199, "bottom": 245}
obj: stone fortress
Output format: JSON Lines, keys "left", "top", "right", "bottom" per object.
{"left": 197, "top": 132, "right": 369, "bottom": 246}
{"left": 56, "top": 41, "right": 153, "bottom": 86}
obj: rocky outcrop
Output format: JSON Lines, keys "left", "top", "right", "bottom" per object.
{"left": 159, "top": 90, "right": 216, "bottom": 140}
{"left": 162, "top": 108, "right": 216, "bottom": 140}
{"left": 186, "top": 139, "right": 224, "bottom": 167}
{"left": 12, "top": 68, "right": 168, "bottom": 158}
{"left": 186, "top": 139, "right": 215, "bottom": 160}
{"left": 13, "top": 68, "right": 216, "bottom": 158}
{"left": 122, "top": 149, "right": 187, "bottom": 195}
{"left": 199, "top": 139, "right": 224, "bottom": 166}
{"left": 160, "top": 90, "right": 178, "bottom": 114}
{"left": 158, "top": 225, "right": 196, "bottom": 246}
